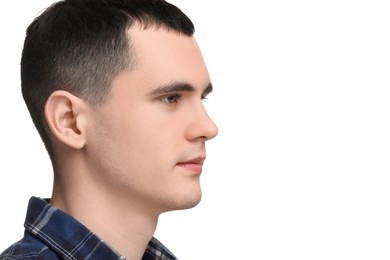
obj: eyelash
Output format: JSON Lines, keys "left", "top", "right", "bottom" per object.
{"left": 160, "top": 94, "right": 181, "bottom": 104}
{"left": 159, "top": 94, "right": 209, "bottom": 104}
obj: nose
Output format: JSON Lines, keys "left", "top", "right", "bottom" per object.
{"left": 185, "top": 102, "right": 218, "bottom": 141}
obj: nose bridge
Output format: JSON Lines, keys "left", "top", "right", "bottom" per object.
{"left": 186, "top": 100, "right": 218, "bottom": 141}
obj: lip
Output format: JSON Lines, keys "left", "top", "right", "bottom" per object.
{"left": 176, "top": 156, "right": 205, "bottom": 174}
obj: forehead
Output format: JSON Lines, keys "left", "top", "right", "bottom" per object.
{"left": 126, "top": 27, "right": 210, "bottom": 87}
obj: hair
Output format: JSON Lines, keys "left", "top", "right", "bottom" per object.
{"left": 21, "top": 0, "right": 195, "bottom": 163}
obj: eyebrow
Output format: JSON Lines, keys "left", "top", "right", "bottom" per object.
{"left": 148, "top": 81, "right": 213, "bottom": 97}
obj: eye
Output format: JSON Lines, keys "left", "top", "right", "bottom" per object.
{"left": 160, "top": 94, "right": 181, "bottom": 104}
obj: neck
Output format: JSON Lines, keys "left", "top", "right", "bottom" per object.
{"left": 51, "top": 164, "right": 159, "bottom": 260}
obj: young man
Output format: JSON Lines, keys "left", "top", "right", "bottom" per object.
{"left": 0, "top": 0, "right": 218, "bottom": 259}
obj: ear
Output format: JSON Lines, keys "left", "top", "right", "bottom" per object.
{"left": 45, "top": 90, "right": 88, "bottom": 150}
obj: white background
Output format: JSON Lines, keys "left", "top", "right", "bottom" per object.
{"left": 1, "top": 1, "right": 390, "bottom": 259}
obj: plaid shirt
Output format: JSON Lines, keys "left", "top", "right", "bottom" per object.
{"left": 0, "top": 197, "right": 177, "bottom": 260}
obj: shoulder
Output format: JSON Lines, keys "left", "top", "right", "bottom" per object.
{"left": 0, "top": 234, "right": 60, "bottom": 260}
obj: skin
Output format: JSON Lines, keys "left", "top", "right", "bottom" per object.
{"left": 46, "top": 26, "right": 218, "bottom": 259}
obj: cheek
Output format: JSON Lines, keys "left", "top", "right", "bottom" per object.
{"left": 93, "top": 103, "right": 188, "bottom": 171}
{"left": 103, "top": 116, "right": 172, "bottom": 169}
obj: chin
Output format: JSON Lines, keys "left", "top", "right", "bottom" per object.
{"left": 163, "top": 189, "right": 202, "bottom": 212}
{"left": 180, "top": 193, "right": 202, "bottom": 210}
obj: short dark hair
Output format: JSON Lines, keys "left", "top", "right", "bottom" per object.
{"left": 21, "top": 0, "right": 195, "bottom": 162}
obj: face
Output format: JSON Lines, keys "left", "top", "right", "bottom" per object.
{"left": 85, "top": 27, "right": 218, "bottom": 214}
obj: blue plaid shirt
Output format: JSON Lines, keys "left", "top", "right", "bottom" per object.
{"left": 0, "top": 197, "right": 177, "bottom": 260}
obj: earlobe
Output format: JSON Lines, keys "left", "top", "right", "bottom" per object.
{"left": 45, "top": 90, "right": 88, "bottom": 150}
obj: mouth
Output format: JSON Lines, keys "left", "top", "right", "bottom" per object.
{"left": 176, "top": 156, "right": 205, "bottom": 174}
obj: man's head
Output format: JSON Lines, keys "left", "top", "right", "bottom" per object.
{"left": 22, "top": 0, "right": 218, "bottom": 212}
{"left": 22, "top": 0, "right": 195, "bottom": 162}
